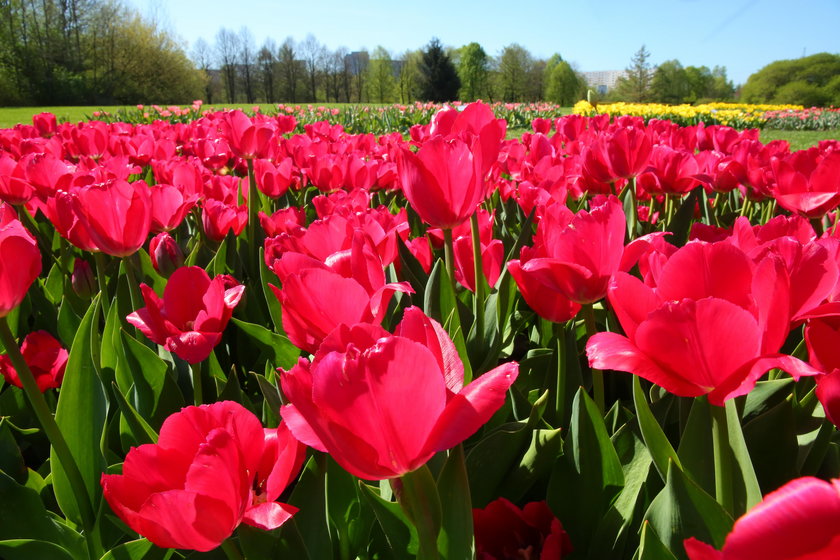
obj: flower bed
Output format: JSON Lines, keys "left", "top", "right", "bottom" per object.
{"left": 1, "top": 103, "right": 840, "bottom": 559}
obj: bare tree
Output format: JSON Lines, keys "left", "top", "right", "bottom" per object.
{"left": 215, "top": 27, "right": 239, "bottom": 102}
{"left": 277, "top": 36, "right": 299, "bottom": 102}
{"left": 298, "top": 33, "right": 324, "bottom": 102}
{"left": 257, "top": 38, "right": 277, "bottom": 103}
{"left": 237, "top": 26, "right": 256, "bottom": 103}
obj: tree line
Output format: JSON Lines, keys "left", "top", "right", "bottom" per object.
{"left": 0, "top": 0, "right": 205, "bottom": 105}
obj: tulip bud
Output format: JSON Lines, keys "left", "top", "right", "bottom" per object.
{"left": 149, "top": 232, "right": 184, "bottom": 277}
{"left": 32, "top": 112, "right": 58, "bottom": 137}
{"left": 71, "top": 259, "right": 96, "bottom": 299}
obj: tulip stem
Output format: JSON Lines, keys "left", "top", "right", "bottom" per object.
{"left": 392, "top": 465, "right": 442, "bottom": 560}
{"left": 470, "top": 212, "right": 485, "bottom": 344}
{"left": 246, "top": 158, "right": 259, "bottom": 277}
{"left": 711, "top": 401, "right": 734, "bottom": 514}
{"left": 220, "top": 539, "right": 245, "bottom": 560}
{"left": 443, "top": 228, "right": 457, "bottom": 298}
{"left": 582, "top": 304, "right": 605, "bottom": 414}
{"left": 94, "top": 252, "right": 111, "bottom": 318}
{"left": 190, "top": 361, "right": 204, "bottom": 406}
{"left": 0, "top": 317, "right": 97, "bottom": 540}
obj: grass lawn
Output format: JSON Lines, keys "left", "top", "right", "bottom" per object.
{"left": 0, "top": 105, "right": 837, "bottom": 151}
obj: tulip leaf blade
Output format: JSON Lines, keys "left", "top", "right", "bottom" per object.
{"left": 324, "top": 456, "right": 376, "bottom": 560}
{"left": 110, "top": 382, "right": 158, "bottom": 446}
{"left": 231, "top": 317, "right": 300, "bottom": 370}
{"left": 436, "top": 445, "right": 475, "bottom": 560}
{"left": 637, "top": 521, "right": 679, "bottom": 560}
{"left": 423, "top": 258, "right": 472, "bottom": 382}
{"left": 51, "top": 296, "right": 107, "bottom": 529}
{"left": 547, "top": 388, "right": 624, "bottom": 556}
{"left": 0, "top": 539, "right": 76, "bottom": 560}
{"left": 723, "top": 398, "right": 762, "bottom": 514}
{"left": 358, "top": 480, "right": 418, "bottom": 559}
{"left": 0, "top": 472, "right": 86, "bottom": 560}
{"left": 644, "top": 460, "right": 734, "bottom": 554}
{"left": 97, "top": 538, "right": 172, "bottom": 560}
{"left": 633, "top": 376, "right": 683, "bottom": 482}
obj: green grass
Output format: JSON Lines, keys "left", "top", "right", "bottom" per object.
{"left": 758, "top": 128, "right": 840, "bottom": 151}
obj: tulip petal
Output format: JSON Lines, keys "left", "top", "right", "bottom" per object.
{"left": 242, "top": 502, "right": 298, "bottom": 530}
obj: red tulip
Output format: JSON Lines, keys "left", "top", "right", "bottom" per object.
{"left": 254, "top": 158, "right": 295, "bottom": 198}
{"left": 32, "top": 112, "right": 57, "bottom": 137}
{"left": 270, "top": 232, "right": 411, "bottom": 354}
{"left": 453, "top": 235, "right": 503, "bottom": 292}
{"left": 396, "top": 135, "right": 489, "bottom": 230}
{"left": 0, "top": 153, "right": 33, "bottom": 205}
{"left": 685, "top": 477, "right": 840, "bottom": 559}
{"left": 149, "top": 232, "right": 184, "bottom": 277}
{"left": 259, "top": 207, "right": 306, "bottom": 238}
{"left": 0, "top": 218, "right": 41, "bottom": 317}
{"left": 586, "top": 240, "right": 817, "bottom": 405}
{"left": 0, "top": 331, "right": 68, "bottom": 392}
{"left": 201, "top": 198, "right": 248, "bottom": 243}
{"left": 772, "top": 149, "right": 840, "bottom": 218}
{"left": 70, "top": 179, "right": 152, "bottom": 257}
{"left": 280, "top": 307, "right": 519, "bottom": 479}
{"left": 222, "top": 110, "right": 275, "bottom": 160}
{"left": 148, "top": 183, "right": 198, "bottom": 233}
{"left": 473, "top": 498, "right": 573, "bottom": 560}
{"left": 510, "top": 196, "right": 626, "bottom": 305}
{"left": 101, "top": 401, "right": 305, "bottom": 552}
{"left": 127, "top": 267, "right": 245, "bottom": 364}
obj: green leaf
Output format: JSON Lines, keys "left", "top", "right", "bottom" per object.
{"left": 548, "top": 388, "right": 624, "bottom": 555}
{"left": 98, "top": 538, "right": 172, "bottom": 560}
{"left": 0, "top": 420, "right": 27, "bottom": 484}
{"left": 51, "top": 296, "right": 107, "bottom": 528}
{"left": 358, "top": 481, "right": 418, "bottom": 559}
{"left": 723, "top": 398, "right": 762, "bottom": 514}
{"left": 325, "top": 456, "right": 375, "bottom": 560}
{"left": 238, "top": 522, "right": 312, "bottom": 560}
{"left": 436, "top": 446, "right": 474, "bottom": 560}
{"left": 396, "top": 235, "right": 429, "bottom": 301}
{"left": 111, "top": 382, "right": 159, "bottom": 445}
{"left": 644, "top": 461, "right": 734, "bottom": 558}
{"left": 677, "top": 397, "right": 715, "bottom": 496}
{"left": 498, "top": 427, "right": 563, "bottom": 502}
{"left": 119, "top": 331, "right": 183, "bottom": 425}
{"left": 57, "top": 297, "right": 82, "bottom": 350}
{"left": 288, "top": 456, "right": 332, "bottom": 560}
{"left": 634, "top": 376, "right": 683, "bottom": 482}
{"left": 667, "top": 188, "right": 700, "bottom": 247}
{"left": 638, "top": 521, "right": 679, "bottom": 560}
{"left": 423, "top": 259, "right": 472, "bottom": 382}
{"left": 0, "top": 539, "right": 76, "bottom": 560}
{"left": 259, "top": 247, "right": 284, "bottom": 332}
{"left": 742, "top": 398, "right": 798, "bottom": 492}
{"left": 0, "top": 472, "right": 85, "bottom": 559}
{"left": 231, "top": 318, "right": 300, "bottom": 370}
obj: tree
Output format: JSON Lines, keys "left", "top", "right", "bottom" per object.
{"left": 397, "top": 49, "right": 423, "bottom": 103}
{"left": 457, "top": 42, "right": 490, "bottom": 101}
{"left": 257, "top": 39, "right": 277, "bottom": 103}
{"left": 367, "top": 46, "right": 396, "bottom": 102}
{"left": 545, "top": 58, "right": 585, "bottom": 105}
{"left": 497, "top": 43, "right": 533, "bottom": 102}
{"left": 237, "top": 27, "right": 256, "bottom": 103}
{"left": 741, "top": 53, "right": 840, "bottom": 105}
{"left": 419, "top": 38, "right": 460, "bottom": 102}
{"left": 299, "top": 33, "right": 324, "bottom": 102}
{"left": 613, "top": 45, "right": 653, "bottom": 102}
{"left": 277, "top": 37, "right": 300, "bottom": 102}
{"left": 323, "top": 46, "right": 349, "bottom": 102}
{"left": 346, "top": 49, "right": 369, "bottom": 102}
{"left": 651, "top": 59, "right": 689, "bottom": 104}
{"left": 215, "top": 28, "right": 239, "bottom": 103}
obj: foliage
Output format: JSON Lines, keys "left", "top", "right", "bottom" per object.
{"left": 741, "top": 53, "right": 840, "bottom": 106}
{"left": 419, "top": 38, "right": 460, "bottom": 102}
{"left": 457, "top": 42, "right": 492, "bottom": 102}
{"left": 612, "top": 44, "right": 654, "bottom": 102}
{"left": 544, "top": 56, "right": 586, "bottom": 106}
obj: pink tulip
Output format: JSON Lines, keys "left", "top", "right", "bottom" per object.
{"left": 0, "top": 331, "right": 68, "bottom": 392}
{"left": 280, "top": 307, "right": 518, "bottom": 479}
{"left": 685, "top": 477, "right": 840, "bottom": 559}
{"left": 0, "top": 218, "right": 41, "bottom": 317}
{"left": 101, "top": 402, "right": 305, "bottom": 552}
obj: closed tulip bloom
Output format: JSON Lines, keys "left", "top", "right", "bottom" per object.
{"left": 587, "top": 240, "right": 817, "bottom": 405}
{"left": 685, "top": 477, "right": 840, "bottom": 559}
{"left": 149, "top": 232, "right": 184, "bottom": 277}
{"left": 101, "top": 402, "right": 305, "bottom": 552}
{"left": 70, "top": 179, "right": 152, "bottom": 257}
{"left": 0, "top": 331, "right": 68, "bottom": 392}
{"left": 772, "top": 149, "right": 840, "bottom": 218}
{"left": 127, "top": 266, "right": 245, "bottom": 364}
{"left": 280, "top": 307, "right": 519, "bottom": 480}
{"left": 396, "top": 135, "right": 488, "bottom": 230}
{"left": 0, "top": 218, "right": 41, "bottom": 317}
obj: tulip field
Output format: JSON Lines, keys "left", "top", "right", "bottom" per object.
{"left": 1, "top": 101, "right": 840, "bottom": 560}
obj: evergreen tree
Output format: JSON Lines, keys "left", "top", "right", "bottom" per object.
{"left": 419, "top": 38, "right": 460, "bottom": 102}
{"left": 613, "top": 45, "right": 654, "bottom": 102}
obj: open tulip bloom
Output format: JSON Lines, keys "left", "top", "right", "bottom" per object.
{"left": 280, "top": 307, "right": 519, "bottom": 480}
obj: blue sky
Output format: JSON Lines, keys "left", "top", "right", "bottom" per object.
{"left": 133, "top": 0, "right": 839, "bottom": 86}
